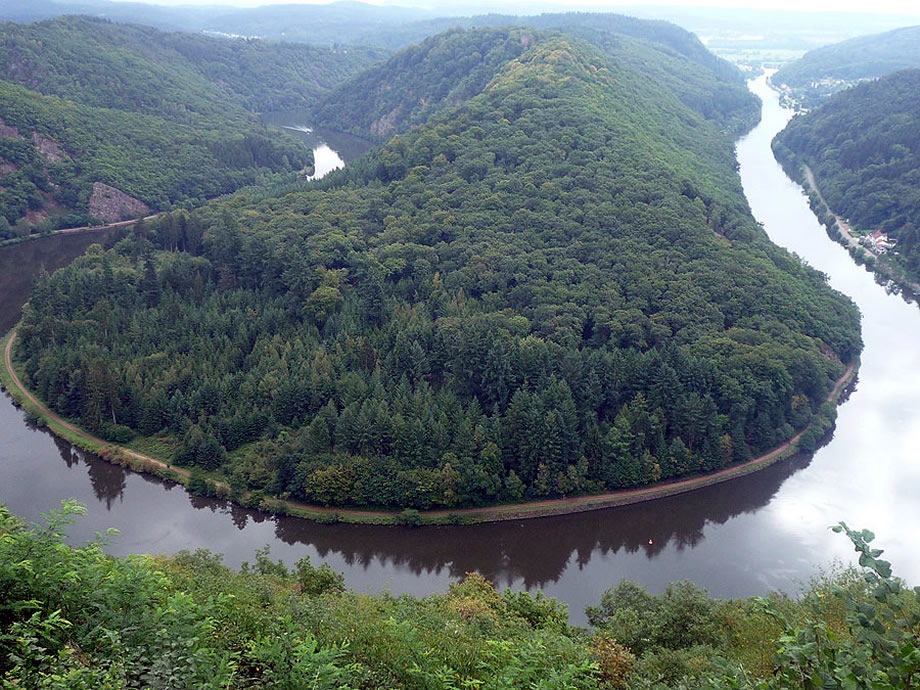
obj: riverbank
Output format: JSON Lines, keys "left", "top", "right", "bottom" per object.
{"left": 778, "top": 161, "right": 920, "bottom": 303}
{"left": 2, "top": 325, "right": 858, "bottom": 526}
{"left": 0, "top": 214, "right": 160, "bottom": 249}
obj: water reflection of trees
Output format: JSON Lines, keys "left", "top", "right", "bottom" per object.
{"left": 49, "top": 431, "right": 128, "bottom": 509}
{"left": 52, "top": 434, "right": 80, "bottom": 469}
{"left": 268, "top": 452, "right": 815, "bottom": 589}
{"left": 85, "top": 459, "right": 127, "bottom": 510}
{"left": 35, "top": 389, "right": 821, "bottom": 591}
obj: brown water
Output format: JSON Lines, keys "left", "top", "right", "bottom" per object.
{"left": 2, "top": 77, "right": 919, "bottom": 625}
{"left": 0, "top": 227, "right": 126, "bottom": 331}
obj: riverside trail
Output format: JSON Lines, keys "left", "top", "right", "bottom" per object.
{"left": 4, "top": 327, "right": 856, "bottom": 524}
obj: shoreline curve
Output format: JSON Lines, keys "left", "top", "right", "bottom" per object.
{"left": 2, "top": 326, "right": 857, "bottom": 525}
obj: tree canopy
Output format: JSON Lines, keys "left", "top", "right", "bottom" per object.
{"left": 773, "top": 69, "right": 920, "bottom": 284}
{"left": 0, "top": 16, "right": 386, "bottom": 235}
{"left": 17, "top": 28, "right": 861, "bottom": 511}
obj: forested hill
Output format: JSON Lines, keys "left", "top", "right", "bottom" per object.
{"left": 772, "top": 25, "right": 920, "bottom": 108}
{"left": 0, "top": 16, "right": 387, "bottom": 115}
{"left": 18, "top": 30, "right": 862, "bottom": 511}
{"left": 358, "top": 11, "right": 742, "bottom": 82}
{"left": 312, "top": 22, "right": 756, "bottom": 141}
{"left": 310, "top": 28, "right": 540, "bottom": 140}
{"left": 772, "top": 69, "right": 920, "bottom": 284}
{"left": 0, "top": 17, "right": 384, "bottom": 236}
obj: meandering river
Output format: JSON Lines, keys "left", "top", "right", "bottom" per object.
{"left": 2, "top": 77, "right": 919, "bottom": 625}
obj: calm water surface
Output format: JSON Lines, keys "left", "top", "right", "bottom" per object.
{"left": 261, "top": 110, "right": 373, "bottom": 175}
{"left": 2, "top": 77, "right": 919, "bottom": 625}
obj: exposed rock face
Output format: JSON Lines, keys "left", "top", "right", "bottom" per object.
{"left": 31, "top": 132, "right": 68, "bottom": 163}
{"left": 0, "top": 117, "right": 21, "bottom": 140}
{"left": 0, "top": 162, "right": 16, "bottom": 175}
{"left": 25, "top": 208, "right": 49, "bottom": 225}
{"left": 88, "top": 182, "right": 150, "bottom": 223}
{"left": 370, "top": 106, "right": 402, "bottom": 137}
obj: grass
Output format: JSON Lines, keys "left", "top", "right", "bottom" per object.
{"left": 124, "top": 434, "right": 179, "bottom": 460}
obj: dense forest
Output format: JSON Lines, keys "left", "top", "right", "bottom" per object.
{"left": 362, "top": 11, "right": 745, "bottom": 81}
{"left": 772, "top": 69, "right": 920, "bottom": 285}
{"left": 2, "top": 502, "right": 918, "bottom": 688}
{"left": 0, "top": 16, "right": 385, "bottom": 236}
{"left": 311, "top": 23, "right": 756, "bottom": 141}
{"left": 15, "top": 27, "right": 862, "bottom": 511}
{"left": 772, "top": 25, "right": 920, "bottom": 108}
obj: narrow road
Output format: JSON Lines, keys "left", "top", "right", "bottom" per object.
{"left": 0, "top": 214, "right": 161, "bottom": 249}
{"left": 802, "top": 165, "right": 861, "bottom": 251}
{"left": 802, "top": 165, "right": 920, "bottom": 295}
{"left": 3, "top": 328, "right": 856, "bottom": 523}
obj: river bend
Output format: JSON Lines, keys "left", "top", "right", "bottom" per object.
{"left": 1, "top": 77, "right": 919, "bottom": 625}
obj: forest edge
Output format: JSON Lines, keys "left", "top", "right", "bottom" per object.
{"left": 1, "top": 326, "right": 858, "bottom": 526}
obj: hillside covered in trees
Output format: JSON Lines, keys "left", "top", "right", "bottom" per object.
{"left": 772, "top": 69, "right": 920, "bottom": 285}
{"left": 0, "top": 16, "right": 385, "bottom": 237}
{"left": 772, "top": 25, "right": 920, "bottom": 108}
{"left": 15, "top": 26, "right": 862, "bottom": 511}
{"left": 2, "top": 503, "right": 918, "bottom": 688}
{"left": 311, "top": 20, "right": 756, "bottom": 141}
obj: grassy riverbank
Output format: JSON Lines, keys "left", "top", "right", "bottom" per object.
{"left": 2, "top": 326, "right": 858, "bottom": 526}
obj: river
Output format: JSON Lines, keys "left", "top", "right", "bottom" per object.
{"left": 260, "top": 110, "right": 372, "bottom": 179}
{"left": 1, "top": 77, "right": 919, "bottom": 625}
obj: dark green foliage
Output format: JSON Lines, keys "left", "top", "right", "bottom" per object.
{"left": 774, "top": 25, "right": 920, "bottom": 107}
{"left": 17, "top": 30, "right": 861, "bottom": 510}
{"left": 773, "top": 69, "right": 920, "bottom": 285}
{"left": 313, "top": 23, "right": 756, "bottom": 140}
{"left": 0, "top": 16, "right": 384, "bottom": 233}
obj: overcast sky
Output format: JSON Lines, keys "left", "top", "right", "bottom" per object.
{"left": 102, "top": 0, "right": 920, "bottom": 14}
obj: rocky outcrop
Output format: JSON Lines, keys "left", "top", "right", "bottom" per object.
{"left": 370, "top": 106, "right": 402, "bottom": 138}
{"left": 31, "top": 132, "right": 68, "bottom": 163}
{"left": 88, "top": 182, "right": 150, "bottom": 223}
{"left": 0, "top": 117, "right": 21, "bottom": 140}
{"left": 24, "top": 208, "right": 49, "bottom": 225}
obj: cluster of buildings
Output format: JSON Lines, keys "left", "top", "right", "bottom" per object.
{"left": 860, "top": 229, "right": 896, "bottom": 254}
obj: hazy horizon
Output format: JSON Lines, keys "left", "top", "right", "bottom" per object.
{"left": 91, "top": 0, "right": 920, "bottom": 17}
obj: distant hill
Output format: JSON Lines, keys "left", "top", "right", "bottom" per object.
{"left": 773, "top": 25, "right": 920, "bottom": 108}
{"left": 312, "top": 19, "right": 755, "bottom": 141}
{"left": 0, "top": 16, "right": 384, "bottom": 235}
{"left": 356, "top": 11, "right": 743, "bottom": 83}
{"left": 310, "top": 27, "right": 539, "bottom": 139}
{"left": 0, "top": 0, "right": 441, "bottom": 45}
{"left": 773, "top": 69, "right": 920, "bottom": 284}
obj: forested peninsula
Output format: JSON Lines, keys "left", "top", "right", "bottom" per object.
{"left": 11, "top": 24, "right": 862, "bottom": 514}
{"left": 0, "top": 16, "right": 386, "bottom": 237}
{"left": 772, "top": 69, "right": 920, "bottom": 289}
